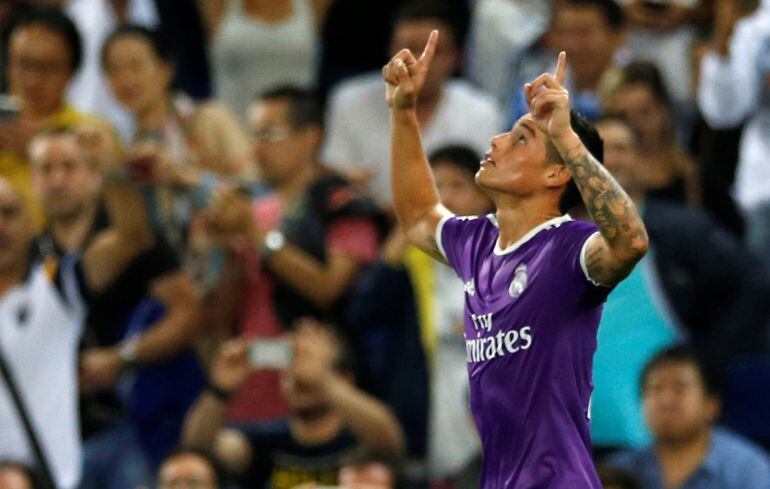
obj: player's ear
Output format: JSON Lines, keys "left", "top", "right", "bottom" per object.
{"left": 543, "top": 163, "right": 571, "bottom": 189}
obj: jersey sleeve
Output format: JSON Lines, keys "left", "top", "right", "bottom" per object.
{"left": 558, "top": 221, "right": 613, "bottom": 303}
{"left": 435, "top": 214, "right": 485, "bottom": 278}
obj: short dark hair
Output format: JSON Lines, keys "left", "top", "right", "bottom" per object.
{"left": 640, "top": 345, "right": 717, "bottom": 396}
{"left": 5, "top": 5, "right": 83, "bottom": 72}
{"left": 560, "top": 0, "right": 625, "bottom": 29}
{"left": 556, "top": 110, "right": 604, "bottom": 214}
{"left": 259, "top": 85, "right": 324, "bottom": 129}
{"left": 617, "top": 61, "right": 671, "bottom": 108}
{"left": 429, "top": 144, "right": 480, "bottom": 178}
{"left": 159, "top": 448, "right": 225, "bottom": 487}
{"left": 101, "top": 25, "right": 173, "bottom": 69}
{"left": 394, "top": 0, "right": 469, "bottom": 50}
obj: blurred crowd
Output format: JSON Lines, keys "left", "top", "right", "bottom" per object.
{"left": 0, "top": 0, "right": 769, "bottom": 488}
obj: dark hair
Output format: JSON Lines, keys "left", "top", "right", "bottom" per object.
{"left": 560, "top": 0, "right": 625, "bottom": 29}
{"left": 4, "top": 5, "right": 83, "bottom": 72}
{"left": 0, "top": 460, "right": 43, "bottom": 489}
{"left": 617, "top": 61, "right": 671, "bottom": 108}
{"left": 557, "top": 110, "right": 604, "bottom": 214}
{"left": 429, "top": 144, "right": 480, "bottom": 178}
{"left": 394, "top": 0, "right": 469, "bottom": 50}
{"left": 100, "top": 25, "right": 174, "bottom": 68}
{"left": 640, "top": 345, "right": 717, "bottom": 396}
{"left": 159, "top": 448, "right": 225, "bottom": 487}
{"left": 259, "top": 85, "right": 324, "bottom": 129}
{"left": 595, "top": 464, "right": 641, "bottom": 489}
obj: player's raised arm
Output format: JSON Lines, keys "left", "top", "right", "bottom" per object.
{"left": 385, "top": 30, "right": 452, "bottom": 262}
{"left": 527, "top": 52, "right": 648, "bottom": 286}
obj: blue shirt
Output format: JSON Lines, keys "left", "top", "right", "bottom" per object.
{"left": 609, "top": 428, "right": 770, "bottom": 489}
{"left": 591, "top": 254, "right": 680, "bottom": 448}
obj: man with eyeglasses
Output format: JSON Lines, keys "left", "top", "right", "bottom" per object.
{"left": 202, "top": 85, "right": 387, "bottom": 424}
{"left": 0, "top": 5, "right": 93, "bottom": 229}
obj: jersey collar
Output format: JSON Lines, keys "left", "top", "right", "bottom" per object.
{"left": 491, "top": 214, "right": 573, "bottom": 256}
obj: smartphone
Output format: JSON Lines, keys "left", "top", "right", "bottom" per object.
{"left": 248, "top": 338, "right": 293, "bottom": 369}
{"left": 0, "top": 95, "right": 21, "bottom": 121}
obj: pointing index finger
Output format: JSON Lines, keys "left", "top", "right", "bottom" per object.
{"left": 419, "top": 30, "right": 439, "bottom": 66}
{"left": 555, "top": 51, "right": 566, "bottom": 85}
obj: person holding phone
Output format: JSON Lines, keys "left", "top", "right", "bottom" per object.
{"left": 181, "top": 321, "right": 405, "bottom": 489}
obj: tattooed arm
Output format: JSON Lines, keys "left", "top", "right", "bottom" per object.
{"left": 384, "top": 31, "right": 452, "bottom": 263}
{"left": 527, "top": 52, "right": 648, "bottom": 286}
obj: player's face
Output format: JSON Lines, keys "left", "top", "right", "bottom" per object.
{"left": 475, "top": 115, "right": 554, "bottom": 196}
{"left": 158, "top": 454, "right": 218, "bottom": 489}
{"left": 595, "top": 120, "right": 638, "bottom": 192}
{"left": 30, "top": 135, "right": 101, "bottom": 221}
{"left": 390, "top": 19, "right": 457, "bottom": 99}
{"left": 642, "top": 362, "right": 718, "bottom": 444}
{"left": 0, "top": 182, "right": 32, "bottom": 273}
{"left": 248, "top": 99, "right": 309, "bottom": 187}
{"left": 433, "top": 161, "right": 493, "bottom": 216}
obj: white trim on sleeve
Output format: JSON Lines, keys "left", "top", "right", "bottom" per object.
{"left": 579, "top": 231, "right": 609, "bottom": 288}
{"left": 435, "top": 214, "right": 453, "bottom": 261}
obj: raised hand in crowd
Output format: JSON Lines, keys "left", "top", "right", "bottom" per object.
{"left": 208, "top": 338, "right": 253, "bottom": 396}
{"left": 200, "top": 184, "right": 259, "bottom": 248}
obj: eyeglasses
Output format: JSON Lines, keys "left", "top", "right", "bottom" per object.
{"left": 251, "top": 126, "right": 291, "bottom": 142}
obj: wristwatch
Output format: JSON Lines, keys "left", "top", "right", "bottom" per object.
{"left": 262, "top": 230, "right": 286, "bottom": 258}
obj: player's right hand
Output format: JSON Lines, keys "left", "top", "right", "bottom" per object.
{"left": 383, "top": 30, "right": 438, "bottom": 110}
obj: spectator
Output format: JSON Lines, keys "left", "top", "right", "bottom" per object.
{"left": 0, "top": 5, "right": 91, "bottom": 228}
{"left": 504, "top": 0, "right": 627, "bottom": 124}
{"left": 156, "top": 449, "right": 224, "bottom": 489}
{"left": 182, "top": 322, "right": 405, "bottom": 489}
{"left": 322, "top": 0, "right": 502, "bottom": 206}
{"left": 608, "top": 345, "right": 770, "bottom": 489}
{"left": 63, "top": 0, "right": 211, "bottom": 141}
{"left": 0, "top": 462, "right": 37, "bottom": 489}
{"left": 603, "top": 61, "right": 700, "bottom": 205}
{"left": 29, "top": 124, "right": 204, "bottom": 487}
{"left": 201, "top": 86, "right": 386, "bottom": 422}
{"left": 204, "top": 0, "right": 332, "bottom": 121}
{"left": 0, "top": 137, "right": 153, "bottom": 488}
{"left": 590, "top": 116, "right": 769, "bottom": 445}
{"left": 101, "top": 25, "right": 251, "bottom": 253}
{"left": 618, "top": 0, "right": 713, "bottom": 107}
{"left": 697, "top": 0, "right": 770, "bottom": 265}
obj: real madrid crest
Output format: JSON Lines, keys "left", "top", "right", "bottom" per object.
{"left": 508, "top": 264, "right": 528, "bottom": 299}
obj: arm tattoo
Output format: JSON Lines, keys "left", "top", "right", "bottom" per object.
{"left": 563, "top": 143, "right": 648, "bottom": 269}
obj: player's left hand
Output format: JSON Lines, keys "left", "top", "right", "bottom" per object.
{"left": 525, "top": 52, "right": 574, "bottom": 148}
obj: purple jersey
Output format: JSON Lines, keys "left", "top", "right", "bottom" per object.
{"left": 436, "top": 213, "right": 609, "bottom": 488}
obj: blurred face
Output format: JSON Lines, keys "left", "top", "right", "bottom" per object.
{"left": 643, "top": 362, "right": 718, "bottom": 444}
{"left": 548, "top": 5, "right": 621, "bottom": 85}
{"left": 8, "top": 24, "right": 73, "bottom": 116}
{"left": 103, "top": 35, "right": 172, "bottom": 115}
{"left": 30, "top": 134, "right": 101, "bottom": 221}
{"left": 433, "top": 161, "right": 492, "bottom": 215}
{"left": 0, "top": 466, "right": 33, "bottom": 489}
{"left": 390, "top": 19, "right": 457, "bottom": 99}
{"left": 248, "top": 99, "right": 315, "bottom": 186}
{"left": 0, "top": 181, "right": 32, "bottom": 273}
{"left": 475, "top": 115, "right": 566, "bottom": 199}
{"left": 605, "top": 83, "right": 668, "bottom": 145}
{"left": 158, "top": 454, "right": 218, "bottom": 489}
{"left": 595, "top": 120, "right": 638, "bottom": 192}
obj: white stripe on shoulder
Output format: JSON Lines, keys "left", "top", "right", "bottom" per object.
{"left": 435, "top": 214, "right": 453, "bottom": 261}
{"left": 579, "top": 231, "right": 609, "bottom": 287}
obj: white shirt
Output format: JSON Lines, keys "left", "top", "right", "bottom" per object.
{"left": 0, "top": 258, "right": 86, "bottom": 489}
{"left": 697, "top": 1, "right": 770, "bottom": 210}
{"left": 322, "top": 73, "right": 503, "bottom": 205}
{"left": 65, "top": 0, "right": 159, "bottom": 141}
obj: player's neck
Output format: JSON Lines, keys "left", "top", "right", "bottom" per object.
{"left": 494, "top": 202, "right": 562, "bottom": 251}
